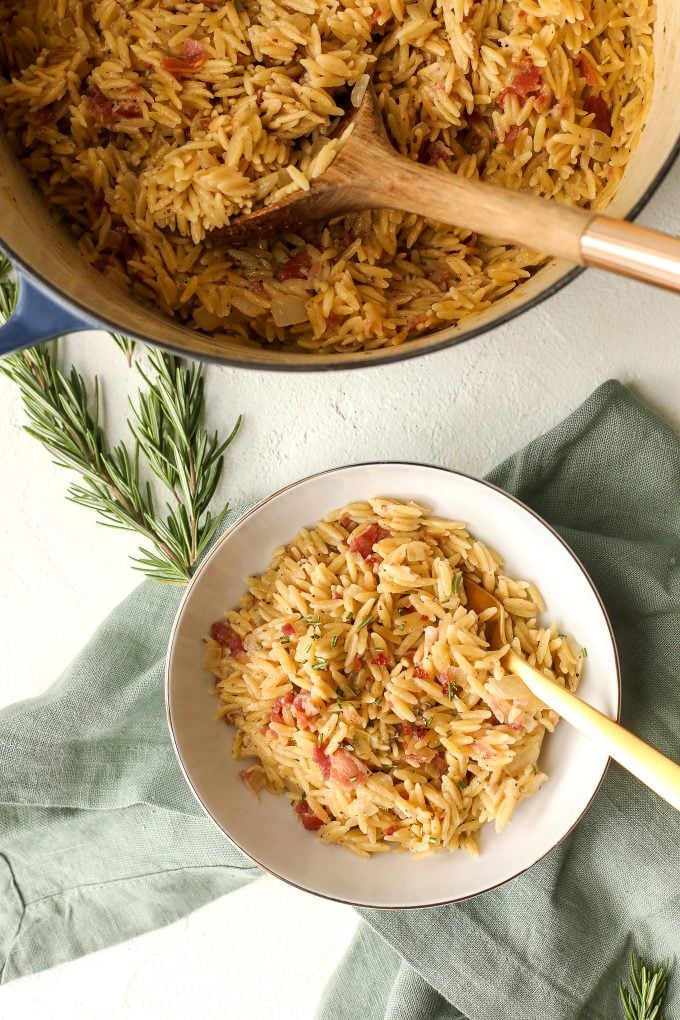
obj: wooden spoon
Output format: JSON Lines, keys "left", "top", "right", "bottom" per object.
{"left": 224, "top": 84, "right": 680, "bottom": 293}
{"left": 462, "top": 577, "right": 680, "bottom": 810}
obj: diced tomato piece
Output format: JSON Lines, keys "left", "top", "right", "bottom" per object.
{"left": 414, "top": 665, "right": 428, "bottom": 680}
{"left": 503, "top": 124, "right": 520, "bottom": 144}
{"left": 584, "top": 95, "right": 612, "bottom": 135}
{"left": 384, "top": 825, "right": 399, "bottom": 836}
{"left": 210, "top": 622, "right": 245, "bottom": 658}
{"left": 295, "top": 799, "right": 323, "bottom": 830}
{"left": 338, "top": 515, "right": 353, "bottom": 529}
{"left": 276, "top": 250, "right": 313, "bottom": 281}
{"left": 432, "top": 755, "right": 448, "bottom": 775}
{"left": 372, "top": 652, "right": 391, "bottom": 667}
{"left": 498, "top": 58, "right": 542, "bottom": 106}
{"left": 401, "top": 721, "right": 413, "bottom": 740}
{"left": 248, "top": 279, "right": 269, "bottom": 297}
{"left": 281, "top": 622, "right": 295, "bottom": 637}
{"left": 348, "top": 523, "right": 390, "bottom": 559}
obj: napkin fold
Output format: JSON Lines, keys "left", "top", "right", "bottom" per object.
{"left": 0, "top": 380, "right": 678, "bottom": 1019}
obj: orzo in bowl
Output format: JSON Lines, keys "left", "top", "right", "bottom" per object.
{"left": 166, "top": 463, "right": 620, "bottom": 907}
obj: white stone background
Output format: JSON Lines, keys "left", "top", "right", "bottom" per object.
{"left": 0, "top": 158, "right": 678, "bottom": 1018}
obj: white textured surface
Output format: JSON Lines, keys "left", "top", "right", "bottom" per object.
{"left": 1, "top": 158, "right": 679, "bottom": 1017}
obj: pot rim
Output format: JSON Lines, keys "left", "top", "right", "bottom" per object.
{"left": 2, "top": 134, "right": 679, "bottom": 372}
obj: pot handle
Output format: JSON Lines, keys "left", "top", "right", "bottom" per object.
{"left": 0, "top": 266, "right": 94, "bottom": 357}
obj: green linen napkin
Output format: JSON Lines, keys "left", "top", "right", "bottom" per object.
{"left": 0, "top": 380, "right": 678, "bottom": 1018}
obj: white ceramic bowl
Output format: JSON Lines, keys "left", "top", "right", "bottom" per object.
{"left": 166, "top": 463, "right": 620, "bottom": 908}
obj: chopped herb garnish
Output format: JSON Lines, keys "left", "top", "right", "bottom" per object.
{"left": 280, "top": 636, "right": 290, "bottom": 645}
{"left": 312, "top": 657, "right": 327, "bottom": 670}
{"left": 349, "top": 776, "right": 357, "bottom": 782}
{"left": 331, "top": 634, "right": 339, "bottom": 648}
{"left": 356, "top": 614, "right": 374, "bottom": 632}
{"left": 336, "top": 696, "right": 343, "bottom": 706}
{"left": 581, "top": 646, "right": 588, "bottom": 657}
{"left": 447, "top": 682, "right": 456, "bottom": 701}
{"left": 451, "top": 572, "right": 462, "bottom": 596}
{"left": 305, "top": 615, "right": 321, "bottom": 626}
{"left": 424, "top": 716, "right": 432, "bottom": 726}
{"left": 317, "top": 732, "right": 324, "bottom": 746}
{"left": 458, "top": 780, "right": 467, "bottom": 790}
{"left": 397, "top": 623, "right": 406, "bottom": 632}
{"left": 343, "top": 611, "right": 354, "bottom": 623}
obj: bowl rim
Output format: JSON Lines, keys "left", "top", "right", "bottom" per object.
{"left": 165, "top": 462, "right": 621, "bottom": 908}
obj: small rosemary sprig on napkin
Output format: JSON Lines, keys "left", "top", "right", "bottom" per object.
{"left": 619, "top": 953, "right": 670, "bottom": 1020}
{"left": 0, "top": 257, "right": 240, "bottom": 583}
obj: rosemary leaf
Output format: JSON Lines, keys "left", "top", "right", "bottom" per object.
{"left": 0, "top": 275, "right": 241, "bottom": 583}
{"left": 619, "top": 952, "right": 670, "bottom": 1020}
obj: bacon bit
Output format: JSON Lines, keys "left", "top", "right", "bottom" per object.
{"left": 290, "top": 691, "right": 321, "bottom": 731}
{"left": 271, "top": 692, "right": 294, "bottom": 726}
{"left": 470, "top": 739, "right": 495, "bottom": 759}
{"left": 112, "top": 223, "right": 137, "bottom": 260}
{"left": 210, "top": 622, "right": 245, "bottom": 659}
{"left": 414, "top": 665, "right": 428, "bottom": 680}
{"left": 338, "top": 515, "right": 353, "bottom": 529}
{"left": 328, "top": 747, "right": 370, "bottom": 789}
{"left": 115, "top": 99, "right": 142, "bottom": 119}
{"left": 432, "top": 755, "right": 447, "bottom": 775}
{"left": 432, "top": 264, "right": 455, "bottom": 286}
{"left": 353, "top": 656, "right": 363, "bottom": 671}
{"left": 281, "top": 622, "right": 295, "bottom": 637}
{"left": 239, "top": 768, "right": 260, "bottom": 798}
{"left": 503, "top": 124, "right": 520, "bottom": 144}
{"left": 372, "top": 652, "right": 391, "bottom": 667}
{"left": 313, "top": 743, "right": 331, "bottom": 779}
{"left": 325, "top": 313, "right": 343, "bottom": 328}
{"left": 576, "top": 51, "right": 599, "bottom": 87}
{"left": 420, "top": 614, "right": 429, "bottom": 621}
{"left": 405, "top": 753, "right": 429, "bottom": 765}
{"left": 584, "top": 95, "right": 612, "bottom": 135}
{"left": 277, "top": 250, "right": 313, "bottom": 281}
{"left": 248, "top": 279, "right": 269, "bottom": 298}
{"left": 161, "top": 38, "right": 208, "bottom": 79}
{"left": 88, "top": 86, "right": 114, "bottom": 125}
{"left": 295, "top": 799, "right": 323, "bottom": 831}
{"left": 384, "top": 824, "right": 399, "bottom": 836}
{"left": 91, "top": 192, "right": 106, "bottom": 215}
{"left": 37, "top": 106, "right": 56, "bottom": 125}
{"left": 498, "top": 58, "right": 542, "bottom": 105}
{"left": 417, "top": 138, "right": 454, "bottom": 166}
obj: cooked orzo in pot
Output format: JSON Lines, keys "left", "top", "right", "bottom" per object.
{"left": 0, "top": 0, "right": 654, "bottom": 352}
{"left": 203, "top": 498, "right": 584, "bottom": 857}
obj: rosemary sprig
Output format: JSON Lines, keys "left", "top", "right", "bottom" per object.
{"left": 111, "top": 332, "right": 136, "bottom": 367}
{"left": 0, "top": 259, "right": 241, "bottom": 583}
{"left": 619, "top": 953, "right": 670, "bottom": 1020}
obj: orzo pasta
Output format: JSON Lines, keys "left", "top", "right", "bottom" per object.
{"left": 204, "top": 498, "right": 583, "bottom": 857}
{"left": 0, "top": 0, "right": 653, "bottom": 353}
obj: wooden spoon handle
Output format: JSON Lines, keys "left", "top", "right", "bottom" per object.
{"left": 505, "top": 650, "right": 680, "bottom": 811}
{"left": 363, "top": 153, "right": 680, "bottom": 293}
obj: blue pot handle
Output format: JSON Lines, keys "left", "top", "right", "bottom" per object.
{"left": 0, "top": 265, "right": 95, "bottom": 357}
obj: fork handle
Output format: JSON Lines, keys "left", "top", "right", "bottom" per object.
{"left": 505, "top": 650, "right": 680, "bottom": 811}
